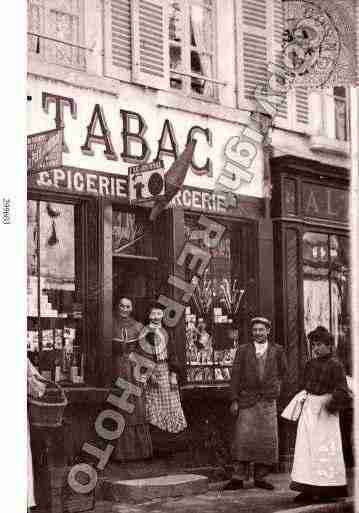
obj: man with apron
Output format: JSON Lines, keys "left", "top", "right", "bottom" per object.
{"left": 224, "top": 317, "right": 288, "bottom": 491}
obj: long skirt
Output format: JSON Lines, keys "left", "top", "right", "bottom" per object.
{"left": 112, "top": 354, "right": 153, "bottom": 461}
{"left": 232, "top": 400, "right": 278, "bottom": 465}
{"left": 291, "top": 393, "right": 347, "bottom": 497}
{"left": 27, "top": 421, "right": 35, "bottom": 508}
{"left": 145, "top": 362, "right": 187, "bottom": 433}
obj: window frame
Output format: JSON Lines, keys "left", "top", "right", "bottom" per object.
{"left": 169, "top": 0, "right": 219, "bottom": 101}
{"left": 27, "top": 0, "right": 87, "bottom": 72}
{"left": 321, "top": 87, "right": 350, "bottom": 142}
{"left": 302, "top": 229, "right": 350, "bottom": 355}
{"left": 27, "top": 192, "right": 88, "bottom": 384}
{"left": 182, "top": 212, "right": 259, "bottom": 387}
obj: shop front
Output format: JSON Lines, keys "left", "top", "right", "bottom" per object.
{"left": 27, "top": 77, "right": 275, "bottom": 508}
{"left": 271, "top": 155, "right": 351, "bottom": 469}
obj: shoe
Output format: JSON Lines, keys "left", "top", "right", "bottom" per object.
{"left": 254, "top": 480, "right": 275, "bottom": 490}
{"left": 223, "top": 479, "right": 244, "bottom": 491}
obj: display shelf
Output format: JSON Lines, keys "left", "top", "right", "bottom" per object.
{"left": 113, "top": 253, "right": 159, "bottom": 262}
{"left": 187, "top": 362, "right": 232, "bottom": 367}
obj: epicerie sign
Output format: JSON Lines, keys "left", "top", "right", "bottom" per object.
{"left": 128, "top": 160, "right": 165, "bottom": 204}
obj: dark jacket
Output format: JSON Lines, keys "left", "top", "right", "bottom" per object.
{"left": 301, "top": 354, "right": 352, "bottom": 413}
{"left": 230, "top": 342, "right": 288, "bottom": 408}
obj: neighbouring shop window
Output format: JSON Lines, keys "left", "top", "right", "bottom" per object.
{"left": 169, "top": 0, "right": 218, "bottom": 99}
{"left": 184, "top": 216, "right": 251, "bottom": 385}
{"left": 27, "top": 0, "right": 86, "bottom": 71}
{"left": 303, "top": 232, "right": 351, "bottom": 371}
{"left": 112, "top": 210, "right": 158, "bottom": 323}
{"left": 27, "top": 199, "right": 85, "bottom": 383}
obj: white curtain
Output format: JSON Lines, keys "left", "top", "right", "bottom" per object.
{"left": 303, "top": 278, "right": 330, "bottom": 333}
{"left": 190, "top": 4, "right": 213, "bottom": 97}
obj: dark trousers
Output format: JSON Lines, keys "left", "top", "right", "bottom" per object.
{"left": 233, "top": 461, "right": 270, "bottom": 481}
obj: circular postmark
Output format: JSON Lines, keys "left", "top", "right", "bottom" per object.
{"left": 283, "top": 1, "right": 341, "bottom": 89}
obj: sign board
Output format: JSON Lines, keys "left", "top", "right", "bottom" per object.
{"left": 128, "top": 160, "right": 165, "bottom": 204}
{"left": 302, "top": 183, "right": 348, "bottom": 223}
{"left": 27, "top": 128, "right": 63, "bottom": 174}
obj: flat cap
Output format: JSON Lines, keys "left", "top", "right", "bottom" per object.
{"left": 250, "top": 316, "right": 271, "bottom": 328}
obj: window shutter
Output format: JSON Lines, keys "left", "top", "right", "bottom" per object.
{"left": 293, "top": 86, "right": 309, "bottom": 132}
{"left": 271, "top": 0, "right": 291, "bottom": 130}
{"left": 104, "top": 0, "right": 132, "bottom": 81}
{"left": 236, "top": 0, "right": 270, "bottom": 109}
{"left": 132, "top": 0, "right": 169, "bottom": 89}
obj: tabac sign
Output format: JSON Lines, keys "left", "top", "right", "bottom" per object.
{"left": 27, "top": 128, "right": 63, "bottom": 175}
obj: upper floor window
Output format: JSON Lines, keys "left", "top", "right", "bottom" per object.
{"left": 27, "top": 0, "right": 86, "bottom": 71}
{"left": 169, "top": 0, "right": 217, "bottom": 99}
{"left": 322, "top": 87, "right": 350, "bottom": 142}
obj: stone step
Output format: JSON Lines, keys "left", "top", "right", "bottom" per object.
{"left": 101, "top": 473, "right": 208, "bottom": 503}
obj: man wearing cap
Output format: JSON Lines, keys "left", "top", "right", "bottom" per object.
{"left": 224, "top": 316, "right": 288, "bottom": 491}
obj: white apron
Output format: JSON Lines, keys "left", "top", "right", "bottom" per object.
{"left": 291, "top": 393, "right": 346, "bottom": 487}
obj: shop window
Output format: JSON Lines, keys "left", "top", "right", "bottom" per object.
{"left": 27, "top": 0, "right": 86, "bottom": 71}
{"left": 112, "top": 209, "right": 158, "bottom": 323}
{"left": 303, "top": 232, "right": 351, "bottom": 370}
{"left": 169, "top": 0, "right": 218, "bottom": 99}
{"left": 184, "top": 216, "right": 256, "bottom": 385}
{"left": 27, "top": 199, "right": 85, "bottom": 383}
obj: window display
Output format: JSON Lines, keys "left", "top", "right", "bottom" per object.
{"left": 27, "top": 200, "right": 85, "bottom": 384}
{"left": 303, "top": 232, "right": 350, "bottom": 363}
{"left": 184, "top": 217, "right": 246, "bottom": 385}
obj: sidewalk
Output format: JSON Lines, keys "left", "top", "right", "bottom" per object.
{"left": 92, "top": 471, "right": 354, "bottom": 513}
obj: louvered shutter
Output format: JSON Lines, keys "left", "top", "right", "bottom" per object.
{"left": 270, "top": 0, "right": 291, "bottom": 129}
{"left": 132, "top": 0, "right": 169, "bottom": 89}
{"left": 236, "top": 0, "right": 270, "bottom": 110}
{"left": 104, "top": 0, "right": 132, "bottom": 81}
{"left": 293, "top": 86, "right": 309, "bottom": 132}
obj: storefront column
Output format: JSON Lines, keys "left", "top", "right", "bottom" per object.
{"left": 258, "top": 218, "right": 275, "bottom": 329}
{"left": 100, "top": 199, "right": 113, "bottom": 386}
{"left": 155, "top": 207, "right": 187, "bottom": 380}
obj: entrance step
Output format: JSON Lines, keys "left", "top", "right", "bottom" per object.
{"left": 101, "top": 473, "right": 208, "bottom": 503}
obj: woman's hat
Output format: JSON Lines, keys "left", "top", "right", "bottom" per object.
{"left": 307, "top": 326, "right": 332, "bottom": 346}
{"left": 250, "top": 316, "right": 271, "bottom": 328}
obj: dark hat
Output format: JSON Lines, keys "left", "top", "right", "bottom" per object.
{"left": 307, "top": 326, "right": 332, "bottom": 346}
{"left": 250, "top": 316, "right": 271, "bottom": 328}
{"left": 148, "top": 301, "right": 165, "bottom": 312}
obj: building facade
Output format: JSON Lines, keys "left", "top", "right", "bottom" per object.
{"left": 27, "top": 0, "right": 355, "bottom": 505}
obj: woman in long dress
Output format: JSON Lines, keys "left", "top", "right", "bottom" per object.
{"left": 112, "top": 297, "right": 152, "bottom": 461}
{"left": 142, "top": 303, "right": 187, "bottom": 433}
{"left": 290, "top": 326, "right": 352, "bottom": 503}
{"left": 27, "top": 359, "right": 46, "bottom": 509}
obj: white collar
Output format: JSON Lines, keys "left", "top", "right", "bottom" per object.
{"left": 254, "top": 341, "right": 268, "bottom": 357}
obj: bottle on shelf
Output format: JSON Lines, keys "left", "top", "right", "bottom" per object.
{"left": 54, "top": 353, "right": 62, "bottom": 383}
{"left": 70, "top": 346, "right": 79, "bottom": 383}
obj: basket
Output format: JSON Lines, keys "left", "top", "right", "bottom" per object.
{"left": 28, "top": 380, "right": 68, "bottom": 428}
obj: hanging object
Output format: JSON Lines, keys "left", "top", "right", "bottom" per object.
{"left": 46, "top": 203, "right": 61, "bottom": 218}
{"left": 150, "top": 139, "right": 197, "bottom": 222}
{"left": 47, "top": 220, "right": 59, "bottom": 247}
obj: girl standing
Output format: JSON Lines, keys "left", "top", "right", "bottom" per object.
{"left": 142, "top": 303, "right": 187, "bottom": 433}
{"left": 290, "top": 326, "right": 352, "bottom": 503}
